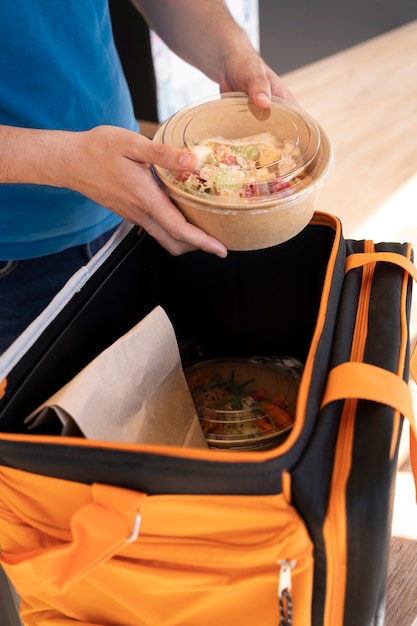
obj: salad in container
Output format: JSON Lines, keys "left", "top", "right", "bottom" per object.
{"left": 185, "top": 358, "right": 300, "bottom": 450}
{"left": 152, "top": 93, "right": 333, "bottom": 251}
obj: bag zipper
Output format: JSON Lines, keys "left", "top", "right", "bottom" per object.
{"left": 323, "top": 240, "right": 376, "bottom": 626}
{"left": 278, "top": 559, "right": 296, "bottom": 626}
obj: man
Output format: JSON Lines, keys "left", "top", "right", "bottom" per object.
{"left": 0, "top": 0, "right": 296, "bottom": 353}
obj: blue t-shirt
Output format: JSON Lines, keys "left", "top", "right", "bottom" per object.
{"left": 0, "top": 0, "right": 138, "bottom": 259}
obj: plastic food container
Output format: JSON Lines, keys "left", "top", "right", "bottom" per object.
{"left": 185, "top": 358, "right": 299, "bottom": 450}
{"left": 152, "top": 93, "right": 333, "bottom": 251}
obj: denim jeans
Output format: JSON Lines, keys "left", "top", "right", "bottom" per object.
{"left": 0, "top": 229, "right": 117, "bottom": 355}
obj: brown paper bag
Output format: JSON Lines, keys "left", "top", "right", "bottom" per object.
{"left": 26, "top": 306, "right": 207, "bottom": 448}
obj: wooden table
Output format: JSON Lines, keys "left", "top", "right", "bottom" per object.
{"left": 282, "top": 20, "right": 417, "bottom": 245}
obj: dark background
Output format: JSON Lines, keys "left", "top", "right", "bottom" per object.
{"left": 258, "top": 0, "right": 417, "bottom": 73}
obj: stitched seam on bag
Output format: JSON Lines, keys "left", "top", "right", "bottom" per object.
{"left": 323, "top": 239, "right": 376, "bottom": 626}
{"left": 391, "top": 242, "right": 414, "bottom": 458}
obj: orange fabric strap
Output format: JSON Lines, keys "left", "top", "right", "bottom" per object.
{"left": 321, "top": 362, "right": 415, "bottom": 422}
{"left": 344, "top": 250, "right": 417, "bottom": 495}
{"left": 321, "top": 361, "right": 417, "bottom": 497}
{"left": 345, "top": 250, "right": 417, "bottom": 278}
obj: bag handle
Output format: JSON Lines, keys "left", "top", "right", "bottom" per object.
{"left": 321, "top": 361, "right": 417, "bottom": 495}
{"left": 346, "top": 249, "right": 417, "bottom": 382}
{"left": 321, "top": 362, "right": 415, "bottom": 421}
{"left": 1, "top": 483, "right": 145, "bottom": 596}
{"left": 345, "top": 250, "right": 417, "bottom": 278}
{"left": 345, "top": 249, "right": 417, "bottom": 489}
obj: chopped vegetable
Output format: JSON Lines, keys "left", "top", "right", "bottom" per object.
{"left": 175, "top": 133, "right": 307, "bottom": 199}
{"left": 187, "top": 367, "right": 295, "bottom": 438}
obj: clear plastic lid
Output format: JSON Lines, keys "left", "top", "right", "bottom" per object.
{"left": 154, "top": 93, "right": 323, "bottom": 201}
{"left": 185, "top": 358, "right": 299, "bottom": 449}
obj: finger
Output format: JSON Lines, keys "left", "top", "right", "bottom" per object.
{"left": 246, "top": 75, "right": 272, "bottom": 109}
{"left": 152, "top": 141, "right": 198, "bottom": 171}
{"left": 220, "top": 54, "right": 297, "bottom": 109}
{"left": 128, "top": 168, "right": 228, "bottom": 258}
{"left": 137, "top": 203, "right": 228, "bottom": 258}
{"left": 267, "top": 71, "right": 299, "bottom": 105}
{"left": 247, "top": 70, "right": 299, "bottom": 108}
{"left": 127, "top": 134, "right": 198, "bottom": 171}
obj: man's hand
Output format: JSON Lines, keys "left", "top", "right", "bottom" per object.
{"left": 68, "top": 126, "right": 228, "bottom": 257}
{"left": 135, "top": 0, "right": 298, "bottom": 109}
{"left": 218, "top": 47, "right": 298, "bottom": 108}
{"left": 0, "top": 124, "right": 228, "bottom": 258}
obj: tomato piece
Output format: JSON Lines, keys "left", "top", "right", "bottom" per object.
{"left": 221, "top": 154, "right": 239, "bottom": 166}
{"left": 243, "top": 183, "right": 260, "bottom": 198}
{"left": 269, "top": 178, "right": 291, "bottom": 193}
{"left": 174, "top": 172, "right": 191, "bottom": 183}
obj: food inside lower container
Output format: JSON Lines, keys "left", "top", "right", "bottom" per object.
{"left": 185, "top": 358, "right": 300, "bottom": 450}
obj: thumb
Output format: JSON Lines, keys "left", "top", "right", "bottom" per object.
{"left": 149, "top": 140, "right": 198, "bottom": 171}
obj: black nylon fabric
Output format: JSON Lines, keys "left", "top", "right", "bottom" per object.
{"left": 0, "top": 222, "right": 338, "bottom": 492}
{"left": 289, "top": 239, "right": 412, "bottom": 626}
{"left": 342, "top": 241, "right": 411, "bottom": 626}
{"left": 291, "top": 239, "right": 360, "bottom": 626}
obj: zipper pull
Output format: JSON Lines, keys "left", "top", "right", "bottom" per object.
{"left": 277, "top": 559, "right": 296, "bottom": 626}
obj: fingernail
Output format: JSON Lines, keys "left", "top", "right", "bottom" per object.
{"left": 216, "top": 248, "right": 228, "bottom": 259}
{"left": 214, "top": 244, "right": 228, "bottom": 258}
{"left": 256, "top": 92, "right": 270, "bottom": 107}
{"left": 179, "top": 153, "right": 196, "bottom": 169}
